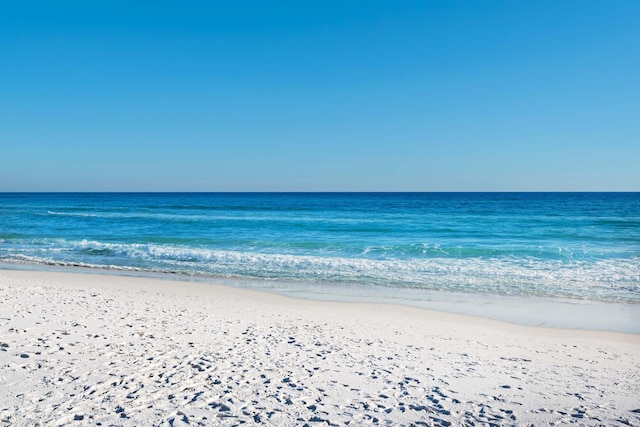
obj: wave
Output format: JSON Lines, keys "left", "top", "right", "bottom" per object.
{"left": 43, "top": 210, "right": 381, "bottom": 225}
{"left": 47, "top": 211, "right": 100, "bottom": 218}
{"left": 1, "top": 239, "right": 638, "bottom": 304}
{"left": 7, "top": 235, "right": 630, "bottom": 261}
{"left": 357, "top": 243, "right": 611, "bottom": 259}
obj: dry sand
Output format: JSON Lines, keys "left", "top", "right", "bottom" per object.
{"left": 1, "top": 268, "right": 639, "bottom": 426}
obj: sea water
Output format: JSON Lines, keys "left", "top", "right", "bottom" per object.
{"left": 1, "top": 193, "right": 638, "bottom": 331}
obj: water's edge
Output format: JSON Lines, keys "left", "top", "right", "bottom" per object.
{"left": 3, "top": 261, "right": 638, "bottom": 334}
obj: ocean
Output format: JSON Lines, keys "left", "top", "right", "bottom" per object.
{"left": 1, "top": 192, "right": 638, "bottom": 331}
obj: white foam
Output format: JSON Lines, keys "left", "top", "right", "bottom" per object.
{"left": 47, "top": 211, "right": 99, "bottom": 218}
{"left": 2, "top": 239, "right": 637, "bottom": 304}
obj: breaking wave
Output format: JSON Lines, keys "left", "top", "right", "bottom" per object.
{"left": 2, "top": 238, "right": 638, "bottom": 303}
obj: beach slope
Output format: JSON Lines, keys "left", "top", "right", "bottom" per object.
{"left": 1, "top": 269, "right": 639, "bottom": 426}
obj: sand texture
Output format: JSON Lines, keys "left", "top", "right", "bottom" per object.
{"left": 1, "top": 269, "right": 639, "bottom": 426}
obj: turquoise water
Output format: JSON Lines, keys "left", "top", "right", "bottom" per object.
{"left": 1, "top": 193, "right": 639, "bottom": 328}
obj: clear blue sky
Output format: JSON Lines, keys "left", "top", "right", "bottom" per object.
{"left": 1, "top": 1, "right": 638, "bottom": 191}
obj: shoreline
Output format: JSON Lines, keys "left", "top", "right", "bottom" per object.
{"left": 2, "top": 261, "right": 639, "bottom": 334}
{"left": 1, "top": 268, "right": 639, "bottom": 425}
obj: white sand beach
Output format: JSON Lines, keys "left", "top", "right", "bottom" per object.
{"left": 1, "top": 268, "right": 639, "bottom": 426}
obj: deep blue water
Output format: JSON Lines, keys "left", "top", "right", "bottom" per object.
{"left": 1, "top": 192, "right": 639, "bottom": 304}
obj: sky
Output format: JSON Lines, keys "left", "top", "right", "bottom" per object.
{"left": 1, "top": 1, "right": 639, "bottom": 191}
